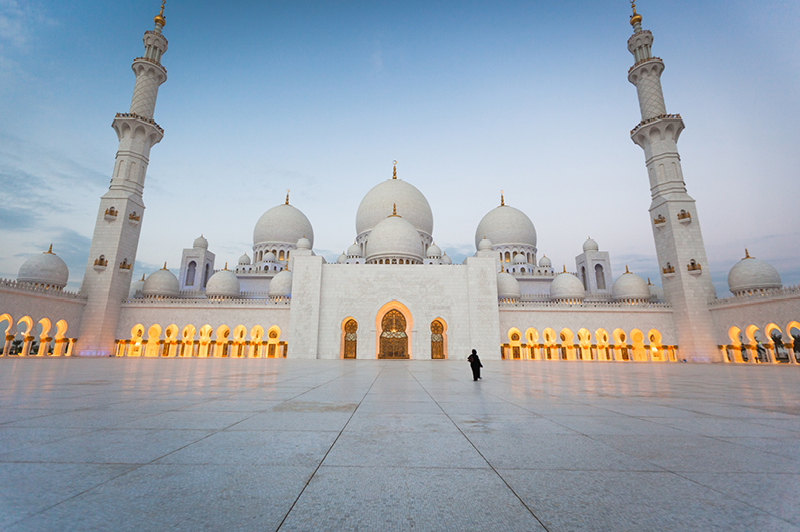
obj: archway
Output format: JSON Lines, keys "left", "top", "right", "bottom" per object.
{"left": 145, "top": 324, "right": 162, "bottom": 357}
{"left": 249, "top": 325, "right": 264, "bottom": 358}
{"left": 612, "top": 328, "right": 628, "bottom": 361}
{"left": 630, "top": 329, "right": 646, "bottom": 361}
{"left": 181, "top": 324, "right": 196, "bottom": 357}
{"left": 375, "top": 302, "right": 412, "bottom": 359}
{"left": 577, "top": 328, "right": 592, "bottom": 361}
{"left": 53, "top": 319, "right": 69, "bottom": 356}
{"left": 542, "top": 328, "right": 557, "bottom": 360}
{"left": 0, "top": 313, "right": 12, "bottom": 356}
{"left": 431, "top": 319, "right": 446, "bottom": 359}
{"left": 163, "top": 324, "right": 179, "bottom": 357}
{"left": 559, "top": 328, "right": 576, "bottom": 360}
{"left": 745, "top": 325, "right": 768, "bottom": 363}
{"left": 198, "top": 324, "right": 213, "bottom": 358}
{"left": 525, "top": 328, "right": 540, "bottom": 360}
{"left": 129, "top": 324, "right": 145, "bottom": 357}
{"left": 266, "top": 325, "right": 281, "bottom": 357}
{"left": 787, "top": 321, "right": 800, "bottom": 363}
{"left": 214, "top": 325, "right": 231, "bottom": 357}
{"left": 595, "top": 328, "right": 611, "bottom": 361}
{"left": 648, "top": 329, "right": 665, "bottom": 362}
{"left": 232, "top": 325, "right": 247, "bottom": 358}
{"left": 36, "top": 318, "right": 52, "bottom": 356}
{"left": 341, "top": 318, "right": 358, "bottom": 359}
{"left": 508, "top": 328, "right": 523, "bottom": 360}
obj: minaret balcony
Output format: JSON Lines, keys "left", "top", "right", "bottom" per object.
{"left": 128, "top": 212, "right": 141, "bottom": 226}
{"left": 104, "top": 207, "right": 118, "bottom": 221}
{"left": 627, "top": 56, "right": 662, "bottom": 75}
{"left": 133, "top": 56, "right": 167, "bottom": 74}
{"left": 677, "top": 210, "right": 692, "bottom": 224}
{"left": 114, "top": 113, "right": 164, "bottom": 135}
{"left": 653, "top": 214, "right": 666, "bottom": 230}
{"left": 630, "top": 114, "right": 684, "bottom": 140}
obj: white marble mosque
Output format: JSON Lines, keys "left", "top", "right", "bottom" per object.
{"left": 1, "top": 3, "right": 798, "bottom": 364}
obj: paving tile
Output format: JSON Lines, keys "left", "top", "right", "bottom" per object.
{"left": 229, "top": 411, "right": 353, "bottom": 432}
{"left": 116, "top": 410, "right": 255, "bottom": 430}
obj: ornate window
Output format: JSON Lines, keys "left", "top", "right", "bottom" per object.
{"left": 431, "top": 320, "right": 445, "bottom": 359}
{"left": 380, "top": 310, "right": 408, "bottom": 359}
{"left": 344, "top": 319, "right": 357, "bottom": 359}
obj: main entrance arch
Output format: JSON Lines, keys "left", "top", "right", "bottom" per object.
{"left": 375, "top": 301, "right": 412, "bottom": 359}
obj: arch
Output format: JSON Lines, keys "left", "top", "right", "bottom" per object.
{"left": 431, "top": 318, "right": 447, "bottom": 359}
{"left": 186, "top": 261, "right": 196, "bottom": 286}
{"left": 504, "top": 251, "right": 511, "bottom": 263}
{"left": 0, "top": 314, "right": 12, "bottom": 357}
{"left": 765, "top": 323, "right": 788, "bottom": 363}
{"left": 36, "top": 318, "right": 52, "bottom": 356}
{"left": 542, "top": 327, "right": 557, "bottom": 360}
{"left": 595, "top": 264, "right": 606, "bottom": 290}
{"left": 525, "top": 328, "right": 540, "bottom": 360}
{"left": 145, "top": 324, "right": 162, "bottom": 357}
{"left": 375, "top": 301, "right": 413, "bottom": 359}
{"left": 180, "top": 324, "right": 196, "bottom": 357}
{"left": 249, "top": 325, "right": 264, "bottom": 358}
{"left": 612, "top": 328, "right": 628, "bottom": 361}
{"left": 51, "top": 319, "right": 69, "bottom": 356}
{"left": 232, "top": 325, "right": 247, "bottom": 358}
{"left": 214, "top": 325, "right": 231, "bottom": 357}
{"left": 266, "top": 325, "right": 281, "bottom": 357}
{"left": 508, "top": 327, "right": 523, "bottom": 360}
{"left": 630, "top": 329, "right": 647, "bottom": 361}
{"left": 745, "top": 324, "right": 769, "bottom": 363}
{"left": 595, "top": 328, "right": 611, "bottom": 361}
{"left": 559, "top": 328, "right": 576, "bottom": 360}
{"left": 577, "top": 328, "right": 592, "bottom": 361}
{"left": 129, "top": 324, "right": 145, "bottom": 357}
{"left": 198, "top": 324, "right": 213, "bottom": 357}
{"left": 163, "top": 324, "right": 179, "bottom": 357}
{"left": 648, "top": 329, "right": 665, "bottom": 362}
{"left": 786, "top": 321, "right": 800, "bottom": 364}
{"left": 341, "top": 317, "right": 358, "bottom": 359}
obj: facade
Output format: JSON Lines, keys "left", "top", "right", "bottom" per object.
{"left": 1, "top": 5, "right": 799, "bottom": 364}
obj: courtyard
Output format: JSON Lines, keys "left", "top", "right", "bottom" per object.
{"left": 0, "top": 358, "right": 798, "bottom": 531}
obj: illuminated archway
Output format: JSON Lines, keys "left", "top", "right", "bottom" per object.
{"left": 249, "top": 325, "right": 264, "bottom": 358}
{"left": 612, "top": 328, "right": 628, "bottom": 361}
{"left": 341, "top": 317, "right": 358, "bottom": 359}
{"left": 36, "top": 318, "right": 52, "bottom": 356}
{"left": 542, "top": 328, "right": 557, "bottom": 360}
{"left": 145, "top": 324, "right": 162, "bottom": 357}
{"left": 53, "top": 319, "right": 69, "bottom": 356}
{"left": 765, "top": 323, "right": 788, "bottom": 363}
{"left": 786, "top": 321, "right": 800, "bottom": 364}
{"left": 0, "top": 314, "right": 12, "bottom": 357}
{"left": 181, "top": 324, "right": 196, "bottom": 357}
{"left": 525, "top": 328, "right": 540, "bottom": 360}
{"left": 508, "top": 328, "right": 523, "bottom": 360}
{"left": 648, "top": 329, "right": 665, "bottom": 362}
{"left": 198, "top": 324, "right": 213, "bottom": 358}
{"left": 595, "top": 328, "right": 611, "bottom": 361}
{"left": 577, "top": 328, "right": 592, "bottom": 361}
{"left": 232, "top": 325, "right": 247, "bottom": 358}
{"left": 266, "top": 325, "right": 281, "bottom": 357}
{"left": 214, "top": 325, "right": 231, "bottom": 357}
{"left": 630, "top": 329, "right": 646, "bottom": 361}
{"left": 164, "top": 324, "right": 179, "bottom": 357}
{"left": 375, "top": 301, "right": 413, "bottom": 359}
{"left": 129, "top": 324, "right": 145, "bottom": 357}
{"left": 745, "top": 324, "right": 767, "bottom": 363}
{"left": 559, "top": 328, "right": 576, "bottom": 360}
{"left": 431, "top": 318, "right": 447, "bottom": 359}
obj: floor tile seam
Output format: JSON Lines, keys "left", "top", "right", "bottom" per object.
{"left": 684, "top": 432, "right": 800, "bottom": 463}
{"left": 275, "top": 361, "right": 387, "bottom": 532}
{"left": 406, "top": 365, "right": 552, "bottom": 532}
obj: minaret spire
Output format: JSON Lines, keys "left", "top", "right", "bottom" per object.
{"left": 627, "top": 3, "right": 719, "bottom": 362}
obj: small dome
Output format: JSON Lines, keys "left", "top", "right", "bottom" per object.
{"left": 263, "top": 251, "right": 276, "bottom": 262}
{"left": 612, "top": 268, "right": 651, "bottom": 301}
{"left": 441, "top": 253, "right": 452, "bottom": 265}
{"left": 648, "top": 279, "right": 664, "bottom": 301}
{"left": 253, "top": 203, "right": 314, "bottom": 248}
{"left": 478, "top": 237, "right": 493, "bottom": 251}
{"left": 129, "top": 274, "right": 146, "bottom": 298}
{"left": 238, "top": 253, "right": 251, "bottom": 265}
{"left": 205, "top": 268, "right": 240, "bottom": 298}
{"left": 17, "top": 246, "right": 69, "bottom": 289}
{"left": 728, "top": 250, "right": 782, "bottom": 295}
{"left": 356, "top": 178, "right": 433, "bottom": 237}
{"left": 336, "top": 253, "right": 347, "bottom": 264}
{"left": 513, "top": 253, "right": 526, "bottom": 264}
{"left": 475, "top": 204, "right": 537, "bottom": 250}
{"left": 143, "top": 266, "right": 180, "bottom": 298}
{"left": 268, "top": 270, "right": 293, "bottom": 298}
{"left": 539, "top": 255, "right": 552, "bottom": 268}
{"left": 366, "top": 214, "right": 424, "bottom": 263}
{"left": 427, "top": 243, "right": 442, "bottom": 258}
{"left": 549, "top": 272, "right": 585, "bottom": 301}
{"left": 346, "top": 243, "right": 362, "bottom": 257}
{"left": 583, "top": 237, "right": 599, "bottom": 253}
{"left": 193, "top": 235, "right": 208, "bottom": 249}
{"left": 297, "top": 236, "right": 312, "bottom": 250}
{"left": 497, "top": 271, "right": 521, "bottom": 300}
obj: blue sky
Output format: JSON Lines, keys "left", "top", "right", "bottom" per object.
{"left": 1, "top": 0, "right": 798, "bottom": 295}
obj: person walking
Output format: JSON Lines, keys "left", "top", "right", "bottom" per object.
{"left": 467, "top": 349, "right": 482, "bottom": 381}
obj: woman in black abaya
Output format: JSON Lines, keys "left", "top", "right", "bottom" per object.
{"left": 467, "top": 349, "right": 482, "bottom": 381}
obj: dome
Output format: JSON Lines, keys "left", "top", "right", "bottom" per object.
{"left": 346, "top": 243, "right": 362, "bottom": 257}
{"left": 549, "top": 272, "right": 585, "bottom": 301}
{"left": 583, "top": 237, "right": 599, "bottom": 253}
{"left": 366, "top": 214, "right": 424, "bottom": 263}
{"left": 129, "top": 274, "right": 146, "bottom": 298}
{"left": 356, "top": 178, "right": 433, "bottom": 237}
{"left": 612, "top": 268, "right": 651, "bottom": 301}
{"left": 238, "top": 253, "right": 251, "bottom": 265}
{"left": 478, "top": 237, "right": 493, "bottom": 251}
{"left": 474, "top": 204, "right": 537, "bottom": 250}
{"left": 538, "top": 255, "right": 552, "bottom": 267}
{"left": 441, "top": 253, "right": 452, "bottom": 265}
{"left": 17, "top": 246, "right": 69, "bottom": 288}
{"left": 142, "top": 266, "right": 180, "bottom": 298}
{"left": 297, "top": 236, "right": 312, "bottom": 250}
{"left": 336, "top": 253, "right": 347, "bottom": 264}
{"left": 193, "top": 235, "right": 208, "bottom": 249}
{"left": 728, "top": 250, "right": 782, "bottom": 295}
{"left": 253, "top": 203, "right": 314, "bottom": 247}
{"left": 497, "top": 271, "right": 521, "bottom": 300}
{"left": 513, "top": 253, "right": 526, "bottom": 264}
{"left": 426, "top": 243, "right": 442, "bottom": 258}
{"left": 205, "top": 268, "right": 240, "bottom": 298}
{"left": 263, "top": 251, "right": 276, "bottom": 262}
{"left": 648, "top": 279, "right": 664, "bottom": 301}
{"left": 268, "top": 270, "right": 293, "bottom": 298}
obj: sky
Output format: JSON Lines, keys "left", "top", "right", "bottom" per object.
{"left": 1, "top": 0, "right": 798, "bottom": 296}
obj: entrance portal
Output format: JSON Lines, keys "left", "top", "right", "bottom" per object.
{"left": 379, "top": 309, "right": 408, "bottom": 359}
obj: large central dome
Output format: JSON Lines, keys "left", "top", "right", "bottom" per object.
{"left": 474, "top": 204, "right": 537, "bottom": 250}
{"left": 253, "top": 203, "right": 314, "bottom": 247}
{"left": 356, "top": 178, "right": 433, "bottom": 237}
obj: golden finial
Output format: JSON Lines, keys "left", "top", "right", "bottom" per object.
{"left": 162, "top": 262, "right": 168, "bottom": 270}
{"left": 392, "top": 160, "right": 397, "bottom": 179}
{"left": 500, "top": 190, "right": 505, "bottom": 206}
{"left": 625, "top": 265, "right": 631, "bottom": 274}
{"left": 630, "top": 0, "right": 642, "bottom": 27}
{"left": 224, "top": 262, "right": 228, "bottom": 270}
{"left": 647, "top": 277, "right": 652, "bottom": 285}
{"left": 154, "top": 0, "right": 166, "bottom": 27}
{"left": 46, "top": 243, "right": 53, "bottom": 254}
{"left": 141, "top": 274, "right": 146, "bottom": 281}
{"left": 562, "top": 265, "right": 567, "bottom": 273}
{"left": 285, "top": 189, "right": 290, "bottom": 205}
{"left": 500, "top": 263, "right": 505, "bottom": 273}
{"left": 744, "top": 248, "right": 752, "bottom": 259}
{"left": 389, "top": 203, "right": 399, "bottom": 217}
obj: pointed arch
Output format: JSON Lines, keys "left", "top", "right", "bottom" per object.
{"left": 745, "top": 324, "right": 768, "bottom": 363}
{"left": 431, "top": 318, "right": 447, "bottom": 359}
{"left": 181, "top": 324, "right": 196, "bottom": 357}
{"left": 375, "top": 301, "right": 413, "bottom": 359}
{"left": 595, "top": 328, "right": 611, "bottom": 361}
{"left": 231, "top": 325, "right": 247, "bottom": 358}
{"left": 508, "top": 327, "right": 523, "bottom": 360}
{"left": 559, "top": 328, "right": 576, "bottom": 360}
{"left": 764, "top": 323, "right": 788, "bottom": 363}
{"left": 129, "top": 324, "right": 145, "bottom": 357}
{"left": 612, "top": 328, "right": 628, "bottom": 361}
{"left": 163, "top": 324, "right": 179, "bottom": 357}
{"left": 35, "top": 318, "right": 52, "bottom": 356}
{"left": 249, "top": 325, "right": 264, "bottom": 357}
{"left": 145, "top": 324, "right": 162, "bottom": 357}
{"left": 214, "top": 325, "right": 231, "bottom": 357}
{"left": 525, "top": 328, "right": 540, "bottom": 360}
{"left": 266, "top": 325, "right": 282, "bottom": 357}
{"left": 341, "top": 317, "right": 358, "bottom": 359}
{"left": 198, "top": 324, "right": 213, "bottom": 357}
{"left": 577, "top": 328, "right": 592, "bottom": 361}
{"left": 629, "top": 329, "right": 646, "bottom": 361}
{"left": 542, "top": 327, "right": 557, "bottom": 360}
{"left": 647, "top": 329, "right": 665, "bottom": 362}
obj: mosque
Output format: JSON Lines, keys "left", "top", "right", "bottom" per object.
{"left": 1, "top": 4, "right": 798, "bottom": 364}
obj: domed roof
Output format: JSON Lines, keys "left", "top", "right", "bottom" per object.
{"left": 474, "top": 199, "right": 537, "bottom": 250}
{"left": 346, "top": 243, "right": 362, "bottom": 257}
{"left": 513, "top": 253, "right": 526, "bottom": 264}
{"left": 366, "top": 213, "right": 424, "bottom": 262}
{"left": 297, "top": 236, "right": 312, "bottom": 250}
{"left": 238, "top": 253, "right": 251, "bottom": 265}
{"left": 612, "top": 267, "right": 650, "bottom": 301}
{"left": 426, "top": 243, "right": 442, "bottom": 258}
{"left": 497, "top": 271, "right": 521, "bottom": 300}
{"left": 356, "top": 176, "right": 433, "bottom": 237}
{"left": 17, "top": 245, "right": 69, "bottom": 288}
{"left": 648, "top": 279, "right": 664, "bottom": 301}
{"left": 549, "top": 272, "right": 585, "bottom": 301}
{"left": 728, "top": 250, "right": 782, "bottom": 294}
{"left": 129, "top": 274, "right": 146, "bottom": 298}
{"left": 478, "top": 237, "right": 493, "bottom": 251}
{"left": 193, "top": 235, "right": 208, "bottom": 249}
{"left": 142, "top": 265, "right": 180, "bottom": 298}
{"left": 441, "top": 252, "right": 452, "bottom": 265}
{"left": 538, "top": 255, "right": 552, "bottom": 267}
{"left": 583, "top": 237, "right": 599, "bottom": 253}
{"left": 263, "top": 251, "right": 276, "bottom": 262}
{"left": 336, "top": 253, "right": 347, "bottom": 264}
{"left": 253, "top": 202, "right": 314, "bottom": 247}
{"left": 268, "top": 270, "right": 293, "bottom": 298}
{"left": 205, "top": 267, "right": 240, "bottom": 298}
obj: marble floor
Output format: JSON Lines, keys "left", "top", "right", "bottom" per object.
{"left": 0, "top": 358, "right": 799, "bottom": 531}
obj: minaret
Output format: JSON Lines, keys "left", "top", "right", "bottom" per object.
{"left": 76, "top": 3, "right": 169, "bottom": 356}
{"left": 627, "top": 2, "right": 719, "bottom": 361}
